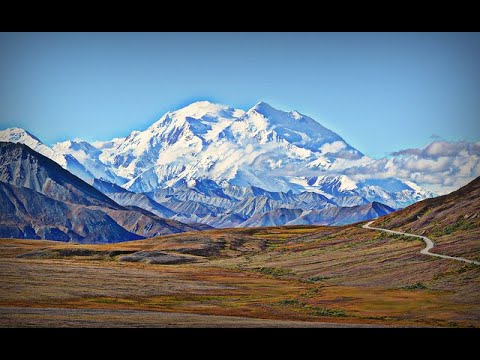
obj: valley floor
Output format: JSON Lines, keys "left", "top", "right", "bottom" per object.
{"left": 0, "top": 224, "right": 479, "bottom": 328}
{"left": 0, "top": 307, "right": 387, "bottom": 328}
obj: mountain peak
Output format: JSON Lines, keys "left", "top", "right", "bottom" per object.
{"left": 253, "top": 101, "right": 273, "bottom": 108}
{"left": 0, "top": 141, "right": 118, "bottom": 208}
{"left": 0, "top": 127, "right": 58, "bottom": 161}
{"left": 174, "top": 101, "right": 236, "bottom": 117}
{"left": 0, "top": 127, "right": 42, "bottom": 143}
{"left": 151, "top": 101, "right": 244, "bottom": 129}
{"left": 249, "top": 102, "right": 312, "bottom": 126}
{"left": 188, "top": 100, "right": 220, "bottom": 107}
{"left": 251, "top": 101, "right": 278, "bottom": 116}
{"left": 53, "top": 139, "right": 99, "bottom": 153}
{"left": 369, "top": 201, "right": 395, "bottom": 213}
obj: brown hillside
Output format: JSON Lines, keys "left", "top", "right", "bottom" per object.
{"left": 373, "top": 176, "right": 480, "bottom": 260}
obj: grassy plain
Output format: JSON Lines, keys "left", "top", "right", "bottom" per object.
{"left": 0, "top": 224, "right": 478, "bottom": 327}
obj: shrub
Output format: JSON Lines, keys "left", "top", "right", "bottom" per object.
{"left": 307, "top": 276, "right": 329, "bottom": 283}
{"left": 402, "top": 282, "right": 427, "bottom": 290}
{"left": 309, "top": 306, "right": 348, "bottom": 317}
{"left": 278, "top": 299, "right": 300, "bottom": 306}
{"left": 254, "top": 267, "right": 294, "bottom": 277}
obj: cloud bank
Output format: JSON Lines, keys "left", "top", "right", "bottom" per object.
{"left": 344, "top": 141, "right": 480, "bottom": 194}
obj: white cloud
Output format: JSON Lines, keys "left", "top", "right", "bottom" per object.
{"left": 320, "top": 141, "right": 346, "bottom": 154}
{"left": 344, "top": 140, "right": 480, "bottom": 194}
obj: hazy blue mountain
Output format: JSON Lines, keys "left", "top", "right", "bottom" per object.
{"left": 240, "top": 202, "right": 395, "bottom": 228}
{"left": 0, "top": 143, "right": 210, "bottom": 242}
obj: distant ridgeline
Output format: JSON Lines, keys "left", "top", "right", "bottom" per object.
{"left": 0, "top": 101, "right": 436, "bottom": 242}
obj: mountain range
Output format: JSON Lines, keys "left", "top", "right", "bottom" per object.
{"left": 0, "top": 101, "right": 437, "bottom": 240}
{"left": 0, "top": 142, "right": 208, "bottom": 242}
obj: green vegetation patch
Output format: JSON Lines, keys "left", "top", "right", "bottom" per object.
{"left": 16, "top": 248, "right": 137, "bottom": 260}
{"left": 253, "top": 267, "right": 295, "bottom": 277}
{"left": 18, "top": 248, "right": 108, "bottom": 259}
{"left": 308, "top": 306, "right": 348, "bottom": 317}
{"left": 402, "top": 282, "right": 427, "bottom": 290}
{"left": 384, "top": 233, "right": 419, "bottom": 242}
{"left": 276, "top": 298, "right": 349, "bottom": 317}
{"left": 278, "top": 299, "right": 301, "bottom": 306}
{"left": 457, "top": 264, "right": 477, "bottom": 274}
{"left": 300, "top": 288, "right": 320, "bottom": 298}
{"left": 306, "top": 276, "right": 330, "bottom": 283}
{"left": 432, "top": 219, "right": 477, "bottom": 236}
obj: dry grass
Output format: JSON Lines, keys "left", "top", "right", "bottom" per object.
{"left": 0, "top": 222, "right": 479, "bottom": 327}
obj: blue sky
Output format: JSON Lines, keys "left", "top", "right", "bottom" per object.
{"left": 0, "top": 32, "right": 479, "bottom": 158}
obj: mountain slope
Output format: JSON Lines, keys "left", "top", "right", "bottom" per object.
{"left": 106, "top": 192, "right": 176, "bottom": 219}
{"left": 196, "top": 213, "right": 248, "bottom": 228}
{"left": 371, "top": 176, "right": 480, "bottom": 260}
{"left": 228, "top": 195, "right": 287, "bottom": 218}
{"left": 0, "top": 143, "right": 210, "bottom": 242}
{"left": 0, "top": 142, "right": 120, "bottom": 208}
{"left": 147, "top": 179, "right": 237, "bottom": 211}
{"left": 240, "top": 201, "right": 395, "bottom": 228}
{"left": 100, "top": 101, "right": 243, "bottom": 182}
{"left": 290, "top": 174, "right": 434, "bottom": 209}
{"left": 92, "top": 178, "right": 176, "bottom": 219}
{"left": 165, "top": 198, "right": 223, "bottom": 217}
{"left": 53, "top": 140, "right": 127, "bottom": 185}
{"left": 91, "top": 178, "right": 130, "bottom": 194}
{"left": 0, "top": 180, "right": 207, "bottom": 242}
{"left": 0, "top": 128, "right": 94, "bottom": 181}
{"left": 240, "top": 208, "right": 304, "bottom": 227}
{"left": 289, "top": 191, "right": 337, "bottom": 210}
{"left": 373, "top": 176, "right": 480, "bottom": 234}
{"left": 225, "top": 102, "right": 362, "bottom": 156}
{"left": 0, "top": 181, "right": 142, "bottom": 242}
{"left": 103, "top": 207, "right": 206, "bottom": 237}
{"left": 290, "top": 201, "right": 395, "bottom": 226}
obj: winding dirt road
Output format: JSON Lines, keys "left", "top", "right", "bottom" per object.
{"left": 363, "top": 221, "right": 480, "bottom": 265}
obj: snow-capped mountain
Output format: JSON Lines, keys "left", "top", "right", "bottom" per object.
{"left": 98, "top": 101, "right": 244, "bottom": 183}
{"left": 0, "top": 128, "right": 125, "bottom": 185}
{"left": 0, "top": 128, "right": 54, "bottom": 159}
{"left": 290, "top": 174, "right": 359, "bottom": 198}
{"left": 96, "top": 101, "right": 371, "bottom": 194}
{"left": 287, "top": 174, "right": 435, "bottom": 209}
{"left": 53, "top": 140, "right": 126, "bottom": 185}
{"left": 0, "top": 100, "right": 436, "bottom": 230}
{"left": 0, "top": 127, "right": 94, "bottom": 181}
